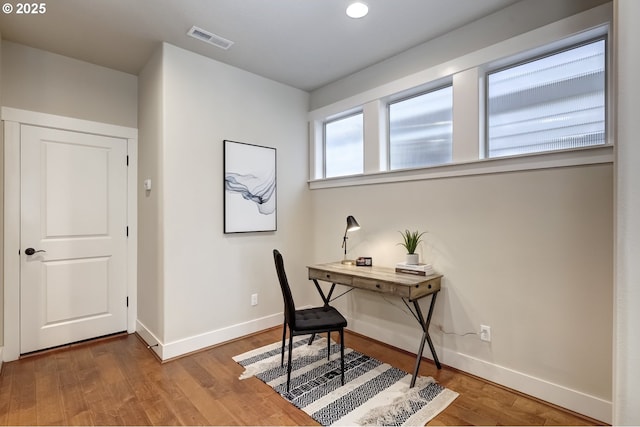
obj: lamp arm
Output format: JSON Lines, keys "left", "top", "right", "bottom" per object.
{"left": 341, "top": 226, "right": 348, "bottom": 254}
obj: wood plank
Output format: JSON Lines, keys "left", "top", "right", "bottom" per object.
{"left": 54, "top": 349, "right": 93, "bottom": 425}
{"left": 75, "top": 347, "right": 125, "bottom": 426}
{"left": 0, "top": 363, "right": 14, "bottom": 425}
{"left": 154, "top": 361, "right": 213, "bottom": 426}
{"left": 5, "top": 358, "right": 38, "bottom": 425}
{"left": 33, "top": 353, "right": 66, "bottom": 425}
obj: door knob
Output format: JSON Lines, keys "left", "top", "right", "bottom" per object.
{"left": 25, "top": 248, "right": 46, "bottom": 256}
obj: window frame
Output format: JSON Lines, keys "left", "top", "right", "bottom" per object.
{"left": 387, "top": 84, "right": 454, "bottom": 171}
{"left": 484, "top": 35, "right": 608, "bottom": 159}
{"left": 323, "top": 110, "right": 364, "bottom": 178}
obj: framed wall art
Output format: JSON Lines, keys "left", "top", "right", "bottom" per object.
{"left": 223, "top": 140, "right": 277, "bottom": 233}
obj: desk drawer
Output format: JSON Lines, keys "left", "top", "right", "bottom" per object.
{"left": 308, "top": 268, "right": 352, "bottom": 286}
{"left": 409, "top": 278, "right": 441, "bottom": 300}
{"left": 352, "top": 277, "right": 406, "bottom": 297}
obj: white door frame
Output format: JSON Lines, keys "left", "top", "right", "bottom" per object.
{"left": 2, "top": 107, "right": 138, "bottom": 361}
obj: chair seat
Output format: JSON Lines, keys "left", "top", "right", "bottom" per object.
{"left": 295, "top": 306, "right": 347, "bottom": 332}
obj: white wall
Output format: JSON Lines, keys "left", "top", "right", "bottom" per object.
{"left": 308, "top": 1, "right": 614, "bottom": 423}
{"left": 311, "top": 166, "right": 613, "bottom": 419}
{"left": 137, "top": 46, "right": 165, "bottom": 343}
{"left": 614, "top": 0, "right": 640, "bottom": 424}
{"left": 1, "top": 41, "right": 137, "bottom": 128}
{"left": 136, "top": 43, "right": 313, "bottom": 358}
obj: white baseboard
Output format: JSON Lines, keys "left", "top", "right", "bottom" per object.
{"left": 136, "top": 312, "right": 283, "bottom": 361}
{"left": 135, "top": 320, "right": 164, "bottom": 359}
{"left": 347, "top": 318, "right": 611, "bottom": 424}
{"left": 440, "top": 347, "right": 611, "bottom": 424}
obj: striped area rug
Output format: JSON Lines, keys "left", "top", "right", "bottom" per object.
{"left": 233, "top": 335, "right": 458, "bottom": 426}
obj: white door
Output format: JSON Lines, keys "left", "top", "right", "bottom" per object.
{"left": 20, "top": 125, "right": 129, "bottom": 354}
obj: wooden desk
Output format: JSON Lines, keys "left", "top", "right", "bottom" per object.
{"left": 307, "top": 262, "right": 442, "bottom": 387}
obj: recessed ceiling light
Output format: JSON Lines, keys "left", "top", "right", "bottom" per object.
{"left": 346, "top": 2, "right": 368, "bottom": 19}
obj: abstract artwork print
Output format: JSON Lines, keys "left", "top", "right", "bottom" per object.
{"left": 224, "top": 140, "right": 277, "bottom": 233}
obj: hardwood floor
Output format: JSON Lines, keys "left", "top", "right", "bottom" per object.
{"left": 0, "top": 328, "right": 604, "bottom": 426}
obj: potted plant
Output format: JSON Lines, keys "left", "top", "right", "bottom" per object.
{"left": 398, "top": 229, "right": 426, "bottom": 265}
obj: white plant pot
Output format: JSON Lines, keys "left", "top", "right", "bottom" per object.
{"left": 406, "top": 253, "right": 419, "bottom": 265}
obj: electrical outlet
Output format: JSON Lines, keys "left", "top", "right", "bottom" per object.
{"left": 480, "top": 325, "right": 491, "bottom": 342}
{"left": 251, "top": 293, "right": 258, "bottom": 306}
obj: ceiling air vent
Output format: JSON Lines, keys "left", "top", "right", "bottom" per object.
{"left": 187, "top": 26, "right": 234, "bottom": 50}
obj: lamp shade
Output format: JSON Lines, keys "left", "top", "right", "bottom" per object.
{"left": 346, "top": 215, "right": 360, "bottom": 232}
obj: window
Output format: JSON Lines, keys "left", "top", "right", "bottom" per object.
{"left": 389, "top": 86, "right": 453, "bottom": 170}
{"left": 487, "top": 39, "right": 606, "bottom": 158}
{"left": 309, "top": 9, "right": 612, "bottom": 189}
{"left": 324, "top": 113, "right": 363, "bottom": 178}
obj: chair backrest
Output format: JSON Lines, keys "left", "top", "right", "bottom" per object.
{"left": 273, "top": 250, "right": 297, "bottom": 328}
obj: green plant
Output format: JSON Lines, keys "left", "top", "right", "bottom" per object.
{"left": 398, "top": 229, "right": 427, "bottom": 254}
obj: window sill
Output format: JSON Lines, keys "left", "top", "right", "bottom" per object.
{"left": 308, "top": 144, "right": 613, "bottom": 189}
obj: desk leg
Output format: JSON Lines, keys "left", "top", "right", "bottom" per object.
{"left": 310, "top": 280, "right": 336, "bottom": 345}
{"left": 313, "top": 279, "right": 336, "bottom": 307}
{"left": 410, "top": 293, "right": 441, "bottom": 387}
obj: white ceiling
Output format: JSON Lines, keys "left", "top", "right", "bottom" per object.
{"left": 0, "top": 0, "right": 521, "bottom": 91}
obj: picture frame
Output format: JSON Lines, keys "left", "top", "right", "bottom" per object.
{"left": 223, "top": 140, "right": 277, "bottom": 233}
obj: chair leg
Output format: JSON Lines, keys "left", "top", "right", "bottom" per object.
{"left": 287, "top": 334, "right": 294, "bottom": 392}
{"left": 327, "top": 331, "right": 331, "bottom": 360}
{"left": 340, "top": 328, "right": 345, "bottom": 386}
{"left": 281, "top": 320, "right": 287, "bottom": 367}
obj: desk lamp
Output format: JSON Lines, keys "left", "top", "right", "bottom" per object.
{"left": 341, "top": 215, "right": 360, "bottom": 264}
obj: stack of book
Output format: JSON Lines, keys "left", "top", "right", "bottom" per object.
{"left": 395, "top": 262, "right": 434, "bottom": 276}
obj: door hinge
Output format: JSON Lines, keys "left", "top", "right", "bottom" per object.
{"left": 126, "top": 297, "right": 129, "bottom": 307}
{"left": 126, "top": 155, "right": 129, "bottom": 166}
{"left": 126, "top": 226, "right": 129, "bottom": 237}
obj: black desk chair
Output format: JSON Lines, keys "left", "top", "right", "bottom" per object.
{"left": 273, "top": 249, "right": 347, "bottom": 392}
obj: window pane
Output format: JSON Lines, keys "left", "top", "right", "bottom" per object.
{"left": 487, "top": 39, "right": 605, "bottom": 158}
{"left": 325, "top": 113, "right": 363, "bottom": 178}
{"left": 389, "top": 86, "right": 453, "bottom": 170}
